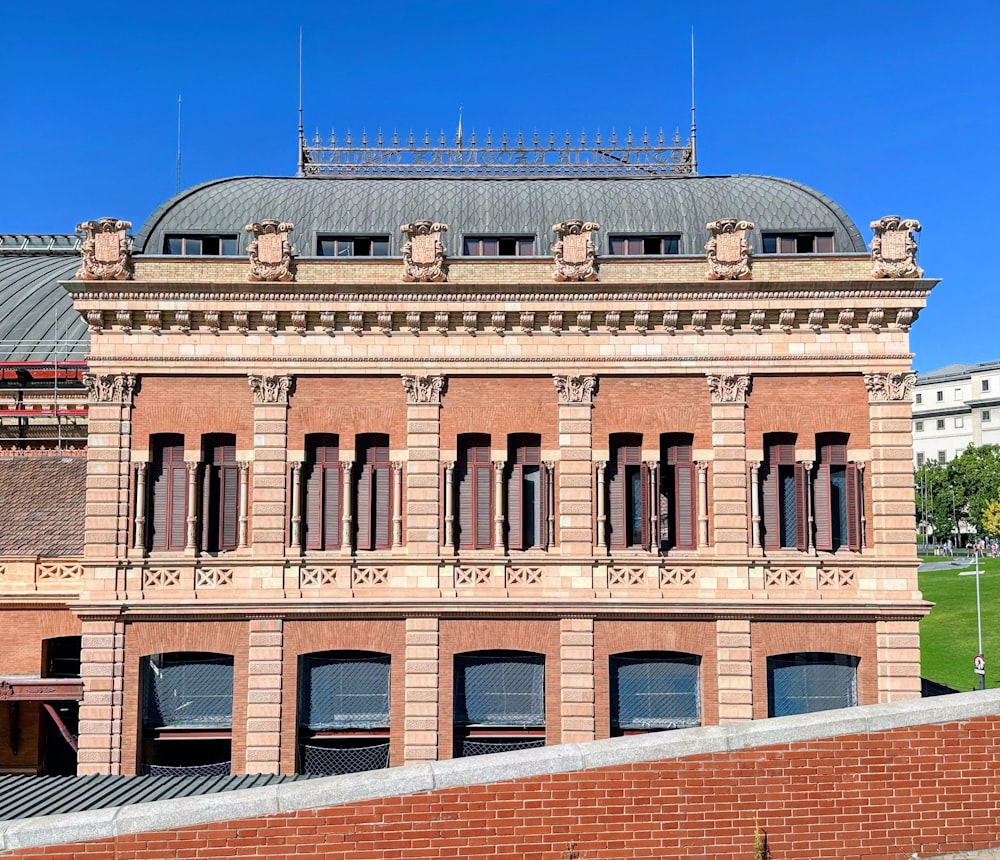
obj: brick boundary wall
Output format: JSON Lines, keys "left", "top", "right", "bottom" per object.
{"left": 4, "top": 691, "right": 1000, "bottom": 859}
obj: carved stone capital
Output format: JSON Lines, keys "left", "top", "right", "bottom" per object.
{"left": 76, "top": 218, "right": 132, "bottom": 281}
{"left": 870, "top": 215, "right": 923, "bottom": 279}
{"left": 246, "top": 220, "right": 295, "bottom": 283}
{"left": 554, "top": 374, "right": 598, "bottom": 404}
{"left": 401, "top": 221, "right": 448, "bottom": 282}
{"left": 552, "top": 220, "right": 600, "bottom": 282}
{"left": 695, "top": 460, "right": 709, "bottom": 476}
{"left": 705, "top": 218, "right": 754, "bottom": 280}
{"left": 83, "top": 373, "right": 137, "bottom": 404}
{"left": 402, "top": 374, "right": 446, "bottom": 405}
{"left": 707, "top": 374, "right": 751, "bottom": 404}
{"left": 863, "top": 372, "right": 916, "bottom": 402}
{"left": 248, "top": 374, "right": 294, "bottom": 405}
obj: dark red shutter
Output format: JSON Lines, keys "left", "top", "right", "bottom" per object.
{"left": 539, "top": 462, "right": 549, "bottom": 549}
{"left": 475, "top": 463, "right": 492, "bottom": 549}
{"left": 356, "top": 465, "right": 373, "bottom": 550}
{"left": 761, "top": 459, "right": 778, "bottom": 551}
{"left": 676, "top": 463, "right": 696, "bottom": 549}
{"left": 846, "top": 462, "right": 862, "bottom": 550}
{"left": 150, "top": 464, "right": 168, "bottom": 551}
{"left": 323, "top": 463, "right": 342, "bottom": 549}
{"left": 507, "top": 463, "right": 523, "bottom": 550}
{"left": 374, "top": 464, "right": 391, "bottom": 549}
{"left": 458, "top": 462, "right": 473, "bottom": 548}
{"left": 814, "top": 463, "right": 832, "bottom": 551}
{"left": 639, "top": 462, "right": 651, "bottom": 549}
{"left": 220, "top": 462, "right": 239, "bottom": 550}
{"left": 201, "top": 461, "right": 211, "bottom": 551}
{"left": 169, "top": 459, "right": 187, "bottom": 550}
{"left": 305, "top": 463, "right": 322, "bottom": 550}
{"left": 608, "top": 461, "right": 625, "bottom": 549}
{"left": 794, "top": 462, "right": 809, "bottom": 551}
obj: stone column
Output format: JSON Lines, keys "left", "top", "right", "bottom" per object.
{"left": 402, "top": 375, "right": 446, "bottom": 554}
{"left": 706, "top": 374, "right": 751, "bottom": 555}
{"left": 560, "top": 617, "right": 595, "bottom": 743}
{"left": 404, "top": 616, "right": 439, "bottom": 764}
{"left": 716, "top": 618, "right": 752, "bottom": 722}
{"left": 595, "top": 461, "right": 607, "bottom": 549}
{"left": 289, "top": 461, "right": 303, "bottom": 552}
{"left": 802, "top": 460, "right": 815, "bottom": 553}
{"left": 133, "top": 461, "right": 148, "bottom": 552}
{"left": 553, "top": 375, "right": 597, "bottom": 554}
{"left": 696, "top": 460, "right": 710, "bottom": 548}
{"left": 645, "top": 461, "right": 659, "bottom": 550}
{"left": 864, "top": 373, "right": 918, "bottom": 560}
{"left": 876, "top": 618, "right": 922, "bottom": 702}
{"left": 493, "top": 460, "right": 505, "bottom": 550}
{"left": 82, "top": 373, "right": 137, "bottom": 597}
{"left": 392, "top": 461, "right": 404, "bottom": 548}
{"left": 340, "top": 458, "right": 354, "bottom": 551}
{"left": 545, "top": 460, "right": 556, "bottom": 549}
{"left": 237, "top": 461, "right": 251, "bottom": 549}
{"left": 443, "top": 461, "right": 456, "bottom": 550}
{"left": 748, "top": 461, "right": 762, "bottom": 551}
{"left": 76, "top": 615, "right": 125, "bottom": 775}
{"left": 248, "top": 375, "right": 293, "bottom": 555}
{"left": 245, "top": 618, "right": 283, "bottom": 774}
{"left": 185, "top": 461, "right": 200, "bottom": 555}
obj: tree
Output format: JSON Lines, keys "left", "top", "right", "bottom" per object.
{"left": 982, "top": 495, "right": 1000, "bottom": 539}
{"left": 946, "top": 445, "right": 1000, "bottom": 534}
{"left": 915, "top": 459, "right": 955, "bottom": 539}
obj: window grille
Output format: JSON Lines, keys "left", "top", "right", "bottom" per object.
{"left": 454, "top": 653, "right": 545, "bottom": 726}
{"left": 143, "top": 653, "right": 234, "bottom": 728}
{"left": 299, "top": 653, "right": 390, "bottom": 730}
{"left": 459, "top": 738, "right": 545, "bottom": 757}
{"left": 767, "top": 652, "right": 858, "bottom": 717}
{"left": 145, "top": 760, "right": 232, "bottom": 777}
{"left": 300, "top": 741, "right": 390, "bottom": 775}
{"left": 610, "top": 653, "right": 701, "bottom": 731}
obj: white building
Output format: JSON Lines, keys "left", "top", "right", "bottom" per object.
{"left": 913, "top": 361, "right": 1000, "bottom": 466}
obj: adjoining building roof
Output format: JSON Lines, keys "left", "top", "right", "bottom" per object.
{"left": 134, "top": 174, "right": 868, "bottom": 258}
{"left": 0, "top": 456, "right": 87, "bottom": 555}
{"left": 0, "top": 254, "right": 88, "bottom": 362}
{"left": 917, "top": 361, "right": 1000, "bottom": 383}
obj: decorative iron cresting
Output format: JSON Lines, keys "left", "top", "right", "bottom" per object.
{"left": 301, "top": 128, "right": 695, "bottom": 177}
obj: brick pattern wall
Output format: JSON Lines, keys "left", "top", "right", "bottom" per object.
{"left": 10, "top": 713, "right": 1000, "bottom": 860}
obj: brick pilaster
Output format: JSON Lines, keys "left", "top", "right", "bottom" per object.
{"left": 404, "top": 616, "right": 439, "bottom": 764}
{"left": 76, "top": 616, "right": 125, "bottom": 775}
{"left": 554, "top": 375, "right": 596, "bottom": 555}
{"left": 245, "top": 618, "right": 283, "bottom": 774}
{"left": 876, "top": 619, "right": 922, "bottom": 702}
{"left": 248, "top": 375, "right": 292, "bottom": 556}
{"left": 716, "top": 618, "right": 752, "bottom": 723}
{"left": 560, "top": 617, "right": 595, "bottom": 743}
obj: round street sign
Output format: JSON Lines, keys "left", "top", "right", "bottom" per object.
{"left": 974, "top": 654, "right": 986, "bottom": 675}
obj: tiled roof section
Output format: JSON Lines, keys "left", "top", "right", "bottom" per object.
{"left": 135, "top": 174, "right": 868, "bottom": 257}
{"left": 0, "top": 255, "right": 88, "bottom": 361}
{"left": 0, "top": 456, "right": 87, "bottom": 556}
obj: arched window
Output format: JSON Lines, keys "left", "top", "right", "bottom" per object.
{"left": 141, "top": 651, "right": 233, "bottom": 776}
{"left": 767, "top": 652, "right": 859, "bottom": 717}
{"left": 148, "top": 433, "right": 186, "bottom": 551}
{"left": 456, "top": 433, "right": 492, "bottom": 550}
{"left": 659, "top": 434, "right": 697, "bottom": 551}
{"left": 610, "top": 652, "right": 700, "bottom": 734}
{"left": 506, "top": 433, "right": 548, "bottom": 550}
{"left": 355, "top": 433, "right": 391, "bottom": 551}
{"left": 453, "top": 650, "right": 545, "bottom": 757}
{"left": 608, "top": 433, "right": 646, "bottom": 550}
{"left": 201, "top": 434, "right": 239, "bottom": 552}
{"left": 761, "top": 432, "right": 807, "bottom": 550}
{"left": 815, "top": 433, "right": 863, "bottom": 551}
{"left": 303, "top": 433, "right": 342, "bottom": 550}
{"left": 297, "top": 651, "right": 390, "bottom": 775}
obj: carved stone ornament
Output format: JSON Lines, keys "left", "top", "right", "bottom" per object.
{"left": 83, "top": 372, "right": 137, "bottom": 404}
{"left": 663, "top": 310, "right": 678, "bottom": 335}
{"left": 401, "top": 220, "right": 448, "bottom": 282}
{"left": 246, "top": 220, "right": 295, "bottom": 283}
{"left": 705, "top": 218, "right": 754, "bottom": 280}
{"left": 554, "top": 374, "right": 598, "bottom": 404}
{"left": 720, "top": 309, "right": 736, "bottom": 335}
{"left": 707, "top": 374, "right": 751, "bottom": 404}
{"left": 248, "top": 374, "right": 294, "bottom": 405}
{"left": 870, "top": 215, "right": 923, "bottom": 279}
{"left": 749, "top": 310, "right": 765, "bottom": 335}
{"left": 402, "top": 374, "right": 446, "bottom": 405}
{"left": 0, "top": 681, "right": 12, "bottom": 700}
{"left": 808, "top": 309, "right": 825, "bottom": 334}
{"left": 75, "top": 218, "right": 132, "bottom": 281}
{"left": 552, "top": 220, "right": 600, "bottom": 282}
{"left": 863, "top": 372, "right": 916, "bottom": 402}
{"left": 896, "top": 308, "right": 915, "bottom": 332}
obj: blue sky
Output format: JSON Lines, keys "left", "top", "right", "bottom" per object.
{"left": 2, "top": 1, "right": 996, "bottom": 372}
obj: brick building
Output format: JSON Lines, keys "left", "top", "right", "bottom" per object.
{"left": 0, "top": 131, "right": 935, "bottom": 777}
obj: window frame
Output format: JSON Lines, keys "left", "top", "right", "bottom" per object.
{"left": 148, "top": 433, "right": 187, "bottom": 552}
{"left": 457, "top": 433, "right": 493, "bottom": 550}
{"left": 316, "top": 235, "right": 391, "bottom": 257}
{"left": 608, "top": 433, "right": 647, "bottom": 551}
{"left": 659, "top": 433, "right": 697, "bottom": 551}
{"left": 766, "top": 652, "right": 858, "bottom": 717}
{"left": 609, "top": 651, "right": 701, "bottom": 734}
{"left": 355, "top": 433, "right": 392, "bottom": 551}
{"left": 915, "top": 421, "right": 924, "bottom": 433}
{"left": 607, "top": 235, "right": 680, "bottom": 256}
{"left": 462, "top": 236, "right": 536, "bottom": 257}
{"left": 760, "top": 232, "right": 834, "bottom": 254}
{"left": 506, "top": 433, "right": 548, "bottom": 551}
{"left": 163, "top": 234, "right": 239, "bottom": 256}
{"left": 813, "top": 433, "right": 862, "bottom": 552}
{"left": 761, "top": 433, "right": 806, "bottom": 551}
{"left": 303, "top": 433, "right": 343, "bottom": 551}
{"left": 201, "top": 433, "right": 239, "bottom": 553}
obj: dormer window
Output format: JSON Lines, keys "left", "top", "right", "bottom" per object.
{"left": 463, "top": 236, "right": 535, "bottom": 256}
{"left": 317, "top": 236, "right": 390, "bottom": 257}
{"left": 761, "top": 233, "right": 834, "bottom": 254}
{"left": 608, "top": 235, "right": 680, "bottom": 255}
{"left": 164, "top": 235, "right": 238, "bottom": 255}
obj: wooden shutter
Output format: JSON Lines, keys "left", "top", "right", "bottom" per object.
{"left": 323, "top": 463, "right": 341, "bottom": 549}
{"left": 608, "top": 460, "right": 625, "bottom": 549}
{"left": 539, "top": 462, "right": 549, "bottom": 549}
{"left": 761, "top": 455, "right": 778, "bottom": 550}
{"left": 475, "top": 463, "right": 492, "bottom": 549}
{"left": 507, "top": 463, "right": 523, "bottom": 551}
{"left": 458, "top": 461, "right": 473, "bottom": 549}
{"left": 201, "top": 460, "right": 212, "bottom": 551}
{"left": 813, "top": 463, "right": 832, "bottom": 551}
{"left": 675, "top": 463, "right": 696, "bottom": 549}
{"left": 304, "top": 463, "right": 323, "bottom": 550}
{"left": 356, "top": 465, "right": 373, "bottom": 550}
{"left": 150, "top": 461, "right": 168, "bottom": 551}
{"left": 220, "top": 462, "right": 239, "bottom": 550}
{"left": 169, "top": 459, "right": 187, "bottom": 550}
{"left": 373, "top": 464, "right": 391, "bottom": 549}
{"left": 846, "top": 462, "right": 862, "bottom": 550}
{"left": 794, "top": 462, "right": 810, "bottom": 551}
{"left": 639, "top": 462, "right": 651, "bottom": 550}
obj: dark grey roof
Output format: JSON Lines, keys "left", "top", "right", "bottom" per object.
{"left": 0, "top": 773, "right": 311, "bottom": 822}
{"left": 0, "top": 457, "right": 87, "bottom": 555}
{"left": 0, "top": 254, "right": 88, "bottom": 361}
{"left": 135, "top": 175, "right": 868, "bottom": 257}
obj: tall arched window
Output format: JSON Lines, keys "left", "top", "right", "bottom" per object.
{"left": 355, "top": 433, "right": 391, "bottom": 551}
{"left": 506, "top": 433, "right": 548, "bottom": 550}
{"left": 608, "top": 433, "right": 646, "bottom": 549}
{"left": 457, "top": 433, "right": 493, "bottom": 550}
{"left": 814, "top": 433, "right": 862, "bottom": 551}
{"left": 201, "top": 433, "right": 239, "bottom": 552}
{"left": 148, "top": 433, "right": 186, "bottom": 551}
{"left": 761, "top": 432, "right": 807, "bottom": 550}
{"left": 659, "top": 434, "right": 697, "bottom": 551}
{"left": 303, "top": 433, "right": 342, "bottom": 551}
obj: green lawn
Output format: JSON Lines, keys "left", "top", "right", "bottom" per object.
{"left": 920, "top": 556, "right": 1000, "bottom": 692}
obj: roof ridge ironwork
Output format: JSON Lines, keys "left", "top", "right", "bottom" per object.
{"left": 299, "top": 126, "right": 696, "bottom": 178}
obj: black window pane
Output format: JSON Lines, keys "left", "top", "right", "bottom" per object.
{"left": 663, "top": 236, "right": 680, "bottom": 254}
{"left": 372, "top": 239, "right": 389, "bottom": 257}
{"left": 796, "top": 235, "right": 814, "bottom": 254}
{"left": 762, "top": 235, "right": 777, "bottom": 254}
{"left": 165, "top": 237, "right": 183, "bottom": 254}
{"left": 643, "top": 237, "right": 662, "bottom": 255}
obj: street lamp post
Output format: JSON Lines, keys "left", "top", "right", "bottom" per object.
{"left": 960, "top": 552, "right": 986, "bottom": 690}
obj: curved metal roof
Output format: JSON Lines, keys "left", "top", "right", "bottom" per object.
{"left": 0, "top": 254, "right": 88, "bottom": 361}
{"left": 135, "top": 175, "right": 868, "bottom": 257}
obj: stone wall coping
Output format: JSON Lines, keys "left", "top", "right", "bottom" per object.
{"left": 3, "top": 689, "right": 1000, "bottom": 850}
